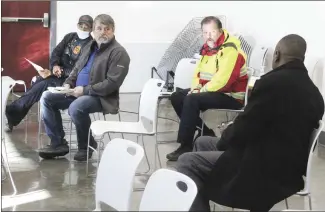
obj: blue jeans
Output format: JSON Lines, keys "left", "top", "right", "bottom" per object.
{"left": 40, "top": 91, "right": 102, "bottom": 149}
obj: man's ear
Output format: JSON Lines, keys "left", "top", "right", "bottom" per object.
{"left": 274, "top": 50, "right": 280, "bottom": 62}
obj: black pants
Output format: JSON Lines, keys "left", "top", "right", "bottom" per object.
{"left": 6, "top": 76, "right": 65, "bottom": 126}
{"left": 177, "top": 136, "right": 274, "bottom": 212}
{"left": 170, "top": 88, "right": 243, "bottom": 147}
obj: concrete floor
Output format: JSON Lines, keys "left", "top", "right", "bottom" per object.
{"left": 2, "top": 93, "right": 325, "bottom": 211}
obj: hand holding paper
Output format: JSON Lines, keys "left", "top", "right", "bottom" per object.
{"left": 25, "top": 58, "right": 52, "bottom": 79}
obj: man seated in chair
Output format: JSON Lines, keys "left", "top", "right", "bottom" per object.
{"left": 38, "top": 14, "right": 130, "bottom": 161}
{"left": 5, "top": 15, "right": 94, "bottom": 132}
{"left": 176, "top": 34, "right": 324, "bottom": 211}
{"left": 167, "top": 16, "right": 248, "bottom": 161}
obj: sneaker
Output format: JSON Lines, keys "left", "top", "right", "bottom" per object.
{"left": 38, "top": 140, "right": 69, "bottom": 159}
{"left": 73, "top": 140, "right": 98, "bottom": 162}
{"left": 166, "top": 145, "right": 192, "bottom": 161}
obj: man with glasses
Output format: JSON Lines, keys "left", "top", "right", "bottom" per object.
{"left": 5, "top": 15, "right": 93, "bottom": 132}
{"left": 38, "top": 14, "right": 130, "bottom": 161}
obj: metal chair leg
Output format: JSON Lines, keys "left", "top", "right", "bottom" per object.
{"left": 285, "top": 198, "right": 289, "bottom": 209}
{"left": 117, "top": 113, "right": 124, "bottom": 139}
{"left": 69, "top": 120, "right": 73, "bottom": 162}
{"left": 141, "top": 135, "right": 150, "bottom": 173}
{"left": 86, "top": 128, "right": 91, "bottom": 177}
{"left": 1, "top": 155, "right": 7, "bottom": 181}
{"left": 308, "top": 195, "right": 312, "bottom": 210}
{"left": 1, "top": 139, "right": 17, "bottom": 196}
{"left": 38, "top": 115, "right": 42, "bottom": 149}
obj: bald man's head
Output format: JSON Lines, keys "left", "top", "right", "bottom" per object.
{"left": 272, "top": 34, "right": 307, "bottom": 69}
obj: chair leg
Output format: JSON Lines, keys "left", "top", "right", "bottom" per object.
{"left": 2, "top": 155, "right": 7, "bottom": 181}
{"left": 285, "top": 198, "right": 289, "bottom": 209}
{"left": 86, "top": 128, "right": 91, "bottom": 177}
{"left": 212, "top": 203, "right": 216, "bottom": 211}
{"left": 155, "top": 141, "right": 162, "bottom": 170}
{"left": 117, "top": 113, "right": 124, "bottom": 139}
{"left": 136, "top": 135, "right": 150, "bottom": 175}
{"left": 1, "top": 139, "right": 17, "bottom": 196}
{"left": 308, "top": 195, "right": 312, "bottom": 210}
{"left": 200, "top": 112, "right": 204, "bottom": 136}
{"left": 38, "top": 115, "right": 42, "bottom": 149}
{"left": 94, "top": 202, "right": 101, "bottom": 211}
{"left": 69, "top": 120, "right": 73, "bottom": 162}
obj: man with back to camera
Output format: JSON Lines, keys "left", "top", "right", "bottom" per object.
{"left": 176, "top": 34, "right": 324, "bottom": 211}
{"left": 38, "top": 14, "right": 130, "bottom": 161}
{"left": 5, "top": 15, "right": 94, "bottom": 132}
{"left": 166, "top": 16, "right": 248, "bottom": 161}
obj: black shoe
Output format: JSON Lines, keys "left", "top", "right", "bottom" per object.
{"left": 38, "top": 140, "right": 69, "bottom": 159}
{"left": 4, "top": 123, "right": 13, "bottom": 133}
{"left": 166, "top": 145, "right": 192, "bottom": 161}
{"left": 73, "top": 140, "right": 98, "bottom": 162}
{"left": 73, "top": 150, "right": 92, "bottom": 162}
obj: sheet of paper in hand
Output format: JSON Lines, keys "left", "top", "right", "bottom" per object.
{"left": 25, "top": 58, "right": 44, "bottom": 72}
{"left": 48, "top": 86, "right": 74, "bottom": 94}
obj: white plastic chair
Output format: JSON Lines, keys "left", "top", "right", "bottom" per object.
{"left": 156, "top": 58, "right": 199, "bottom": 160}
{"left": 248, "top": 45, "right": 268, "bottom": 76}
{"left": 93, "top": 138, "right": 144, "bottom": 211}
{"left": 139, "top": 169, "right": 198, "bottom": 211}
{"left": 160, "top": 58, "right": 198, "bottom": 96}
{"left": 1, "top": 78, "right": 18, "bottom": 196}
{"left": 310, "top": 58, "right": 324, "bottom": 93}
{"left": 87, "top": 79, "right": 165, "bottom": 176}
{"left": 2, "top": 76, "right": 27, "bottom": 99}
{"left": 285, "top": 120, "right": 324, "bottom": 210}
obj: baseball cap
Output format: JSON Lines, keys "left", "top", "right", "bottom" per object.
{"left": 78, "top": 15, "right": 93, "bottom": 28}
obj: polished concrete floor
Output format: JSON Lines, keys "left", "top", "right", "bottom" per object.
{"left": 2, "top": 93, "right": 325, "bottom": 211}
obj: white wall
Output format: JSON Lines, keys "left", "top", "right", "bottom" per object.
{"left": 56, "top": 1, "right": 325, "bottom": 93}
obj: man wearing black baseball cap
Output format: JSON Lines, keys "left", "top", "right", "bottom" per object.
{"left": 5, "top": 15, "right": 94, "bottom": 132}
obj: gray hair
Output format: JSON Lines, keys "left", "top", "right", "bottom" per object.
{"left": 93, "top": 14, "right": 115, "bottom": 29}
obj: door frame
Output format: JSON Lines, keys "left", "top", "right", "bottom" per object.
{"left": 49, "top": 1, "right": 57, "bottom": 59}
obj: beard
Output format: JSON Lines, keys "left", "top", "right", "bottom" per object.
{"left": 96, "top": 36, "right": 111, "bottom": 47}
{"left": 206, "top": 39, "right": 215, "bottom": 48}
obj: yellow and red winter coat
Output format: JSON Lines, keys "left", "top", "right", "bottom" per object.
{"left": 191, "top": 30, "right": 248, "bottom": 104}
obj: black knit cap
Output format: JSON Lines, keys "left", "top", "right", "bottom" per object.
{"left": 78, "top": 15, "right": 93, "bottom": 28}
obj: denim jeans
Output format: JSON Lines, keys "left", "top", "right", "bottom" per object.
{"left": 40, "top": 91, "right": 102, "bottom": 149}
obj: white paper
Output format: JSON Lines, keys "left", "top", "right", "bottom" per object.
{"left": 25, "top": 58, "right": 44, "bottom": 72}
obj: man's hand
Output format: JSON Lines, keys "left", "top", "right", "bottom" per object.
{"left": 69, "top": 86, "right": 84, "bottom": 98}
{"left": 187, "top": 89, "right": 199, "bottom": 95}
{"left": 53, "top": 65, "right": 62, "bottom": 77}
{"left": 39, "top": 69, "right": 52, "bottom": 79}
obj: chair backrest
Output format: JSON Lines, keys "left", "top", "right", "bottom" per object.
{"left": 304, "top": 120, "right": 324, "bottom": 193}
{"left": 248, "top": 45, "right": 268, "bottom": 76}
{"left": 95, "top": 138, "right": 144, "bottom": 211}
{"left": 138, "top": 79, "right": 165, "bottom": 131}
{"left": 310, "top": 58, "right": 324, "bottom": 92}
{"left": 2, "top": 76, "right": 15, "bottom": 82}
{"left": 139, "top": 169, "right": 197, "bottom": 211}
{"left": 244, "top": 67, "right": 254, "bottom": 106}
{"left": 173, "top": 58, "right": 198, "bottom": 90}
{"left": 2, "top": 79, "right": 16, "bottom": 135}
{"left": 237, "top": 35, "right": 255, "bottom": 66}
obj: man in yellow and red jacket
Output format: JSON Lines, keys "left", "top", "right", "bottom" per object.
{"left": 167, "top": 16, "right": 248, "bottom": 161}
